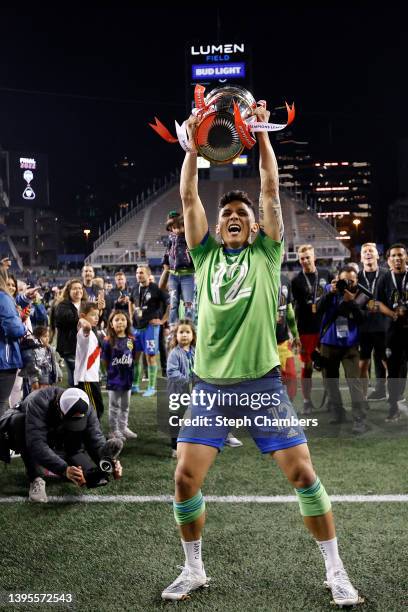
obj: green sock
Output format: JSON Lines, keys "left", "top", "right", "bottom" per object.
{"left": 134, "top": 360, "right": 142, "bottom": 387}
{"left": 148, "top": 365, "right": 158, "bottom": 389}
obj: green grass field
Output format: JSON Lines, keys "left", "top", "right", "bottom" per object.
{"left": 1, "top": 381, "right": 408, "bottom": 611}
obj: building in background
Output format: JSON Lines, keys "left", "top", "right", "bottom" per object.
{"left": 388, "top": 139, "right": 408, "bottom": 245}
{"left": 0, "top": 148, "right": 58, "bottom": 268}
{"left": 275, "top": 132, "right": 373, "bottom": 246}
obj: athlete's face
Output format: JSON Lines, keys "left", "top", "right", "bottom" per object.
{"left": 177, "top": 324, "right": 194, "bottom": 348}
{"left": 361, "top": 245, "right": 378, "bottom": 268}
{"left": 388, "top": 248, "right": 407, "bottom": 272}
{"left": 136, "top": 267, "right": 149, "bottom": 285}
{"left": 299, "top": 249, "right": 316, "bottom": 272}
{"left": 216, "top": 201, "right": 258, "bottom": 249}
{"left": 111, "top": 313, "right": 128, "bottom": 335}
{"left": 115, "top": 274, "right": 127, "bottom": 290}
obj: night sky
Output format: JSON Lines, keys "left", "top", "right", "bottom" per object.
{"left": 1, "top": 5, "right": 407, "bottom": 241}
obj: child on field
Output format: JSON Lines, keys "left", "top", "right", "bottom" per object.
{"left": 19, "top": 325, "right": 63, "bottom": 391}
{"left": 160, "top": 211, "right": 195, "bottom": 328}
{"left": 167, "top": 319, "right": 196, "bottom": 458}
{"left": 74, "top": 302, "right": 105, "bottom": 420}
{"left": 101, "top": 310, "right": 138, "bottom": 441}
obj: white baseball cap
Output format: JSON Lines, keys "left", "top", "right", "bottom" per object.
{"left": 59, "top": 388, "right": 89, "bottom": 430}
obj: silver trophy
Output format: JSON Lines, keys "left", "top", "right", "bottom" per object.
{"left": 149, "top": 85, "right": 294, "bottom": 165}
{"left": 194, "top": 86, "right": 256, "bottom": 165}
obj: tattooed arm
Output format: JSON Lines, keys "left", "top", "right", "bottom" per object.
{"left": 256, "top": 107, "right": 284, "bottom": 242}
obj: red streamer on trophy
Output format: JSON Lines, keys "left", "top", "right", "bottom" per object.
{"left": 285, "top": 102, "right": 296, "bottom": 126}
{"left": 148, "top": 84, "right": 296, "bottom": 156}
{"left": 194, "top": 84, "right": 206, "bottom": 111}
{"left": 148, "top": 117, "right": 178, "bottom": 143}
{"left": 233, "top": 102, "right": 256, "bottom": 150}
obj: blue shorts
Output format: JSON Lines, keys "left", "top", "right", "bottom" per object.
{"left": 177, "top": 369, "right": 307, "bottom": 453}
{"left": 134, "top": 325, "right": 160, "bottom": 356}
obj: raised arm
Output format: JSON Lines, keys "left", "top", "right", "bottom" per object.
{"left": 256, "top": 107, "right": 284, "bottom": 242}
{"left": 180, "top": 116, "right": 208, "bottom": 248}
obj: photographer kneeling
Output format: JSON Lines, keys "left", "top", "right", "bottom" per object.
{"left": 0, "top": 387, "right": 123, "bottom": 502}
{"left": 316, "top": 266, "right": 369, "bottom": 434}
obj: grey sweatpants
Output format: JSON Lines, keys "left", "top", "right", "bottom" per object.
{"left": 108, "top": 390, "right": 131, "bottom": 433}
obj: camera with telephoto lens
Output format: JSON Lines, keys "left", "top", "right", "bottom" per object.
{"left": 336, "top": 278, "right": 357, "bottom": 296}
{"left": 83, "top": 438, "right": 123, "bottom": 488}
{"left": 84, "top": 467, "right": 110, "bottom": 488}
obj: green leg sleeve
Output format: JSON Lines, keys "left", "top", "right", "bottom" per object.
{"left": 133, "top": 360, "right": 142, "bottom": 386}
{"left": 148, "top": 364, "right": 158, "bottom": 389}
{"left": 173, "top": 490, "right": 206, "bottom": 525}
{"left": 296, "top": 477, "right": 332, "bottom": 517}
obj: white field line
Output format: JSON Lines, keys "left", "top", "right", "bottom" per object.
{"left": 0, "top": 494, "right": 407, "bottom": 504}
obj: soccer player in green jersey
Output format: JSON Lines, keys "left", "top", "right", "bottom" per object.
{"left": 161, "top": 105, "right": 359, "bottom": 607}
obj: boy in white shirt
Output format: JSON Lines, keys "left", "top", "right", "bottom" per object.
{"left": 74, "top": 302, "right": 105, "bottom": 420}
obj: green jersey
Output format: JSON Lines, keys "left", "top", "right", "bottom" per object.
{"left": 190, "top": 231, "right": 283, "bottom": 382}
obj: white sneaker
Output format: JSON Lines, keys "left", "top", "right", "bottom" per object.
{"left": 171, "top": 449, "right": 178, "bottom": 459}
{"left": 121, "top": 428, "right": 138, "bottom": 440}
{"left": 225, "top": 432, "right": 243, "bottom": 447}
{"left": 109, "top": 430, "right": 126, "bottom": 441}
{"left": 29, "top": 477, "right": 48, "bottom": 503}
{"left": 161, "top": 565, "right": 209, "bottom": 601}
{"left": 325, "top": 567, "right": 359, "bottom": 607}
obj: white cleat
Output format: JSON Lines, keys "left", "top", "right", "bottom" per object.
{"left": 225, "top": 432, "right": 243, "bottom": 447}
{"left": 121, "top": 428, "right": 138, "bottom": 440}
{"left": 29, "top": 477, "right": 48, "bottom": 503}
{"left": 161, "top": 565, "right": 209, "bottom": 601}
{"left": 324, "top": 567, "right": 360, "bottom": 607}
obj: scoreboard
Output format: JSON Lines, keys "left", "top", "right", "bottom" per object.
{"left": 8, "top": 151, "right": 50, "bottom": 208}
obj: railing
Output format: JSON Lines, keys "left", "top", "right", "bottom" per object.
{"left": 91, "top": 170, "right": 180, "bottom": 251}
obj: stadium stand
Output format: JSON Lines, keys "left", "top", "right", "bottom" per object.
{"left": 85, "top": 177, "right": 350, "bottom": 268}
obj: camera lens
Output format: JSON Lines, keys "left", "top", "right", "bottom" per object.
{"left": 99, "top": 458, "right": 114, "bottom": 473}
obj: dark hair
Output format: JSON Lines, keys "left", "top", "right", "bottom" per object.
{"left": 7, "top": 272, "right": 18, "bottom": 297}
{"left": 218, "top": 190, "right": 255, "bottom": 211}
{"left": 339, "top": 265, "right": 358, "bottom": 276}
{"left": 106, "top": 310, "right": 133, "bottom": 346}
{"left": 386, "top": 243, "right": 407, "bottom": 258}
{"left": 57, "top": 278, "right": 86, "bottom": 304}
{"left": 80, "top": 302, "right": 100, "bottom": 316}
{"left": 169, "top": 319, "right": 197, "bottom": 350}
{"left": 33, "top": 325, "right": 49, "bottom": 339}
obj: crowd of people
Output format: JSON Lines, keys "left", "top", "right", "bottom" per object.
{"left": 0, "top": 221, "right": 407, "bottom": 500}
{"left": 0, "top": 219, "right": 406, "bottom": 487}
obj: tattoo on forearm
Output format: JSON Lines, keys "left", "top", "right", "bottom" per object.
{"left": 259, "top": 192, "right": 264, "bottom": 229}
{"left": 259, "top": 193, "right": 284, "bottom": 239}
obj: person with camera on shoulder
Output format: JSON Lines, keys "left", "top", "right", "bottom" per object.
{"left": 0, "top": 387, "right": 123, "bottom": 503}
{"left": 316, "top": 265, "right": 370, "bottom": 434}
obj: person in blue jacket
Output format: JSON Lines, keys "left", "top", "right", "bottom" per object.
{"left": 0, "top": 267, "right": 27, "bottom": 415}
